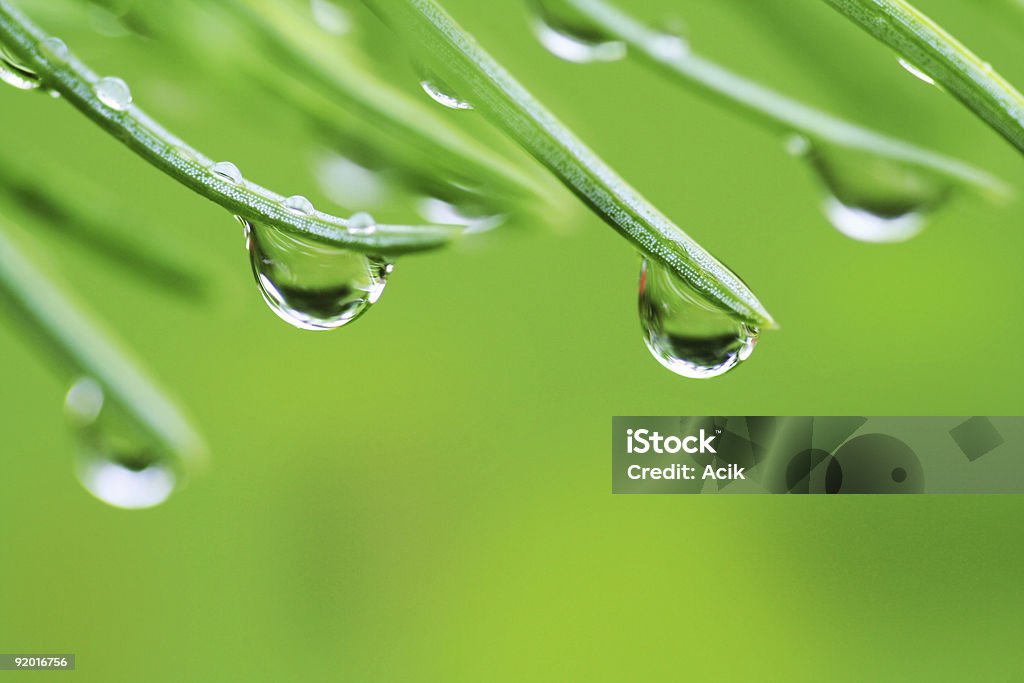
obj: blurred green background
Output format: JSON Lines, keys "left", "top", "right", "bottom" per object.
{"left": 1, "top": 0, "right": 1022, "bottom": 679}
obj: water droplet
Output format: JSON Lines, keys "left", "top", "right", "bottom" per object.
{"left": 242, "top": 218, "right": 391, "bottom": 330}
{"left": 803, "top": 143, "right": 950, "bottom": 243}
{"left": 649, "top": 19, "right": 690, "bottom": 61}
{"left": 310, "top": 0, "right": 350, "bottom": 35}
{"left": 40, "top": 36, "right": 69, "bottom": 64}
{"left": 347, "top": 211, "right": 377, "bottom": 235}
{"left": 417, "top": 196, "right": 505, "bottom": 233}
{"left": 417, "top": 66, "right": 473, "bottom": 110}
{"left": 898, "top": 57, "right": 937, "bottom": 87}
{"left": 531, "top": 0, "right": 626, "bottom": 63}
{"left": 212, "top": 161, "right": 243, "bottom": 184}
{"left": 823, "top": 196, "right": 926, "bottom": 243}
{"left": 0, "top": 47, "right": 41, "bottom": 90}
{"left": 65, "top": 377, "right": 104, "bottom": 426}
{"left": 94, "top": 76, "right": 132, "bottom": 111}
{"left": 284, "top": 195, "right": 315, "bottom": 216}
{"left": 65, "top": 377, "right": 177, "bottom": 510}
{"left": 784, "top": 133, "right": 811, "bottom": 157}
{"left": 316, "top": 151, "right": 390, "bottom": 209}
{"left": 638, "top": 259, "right": 758, "bottom": 379}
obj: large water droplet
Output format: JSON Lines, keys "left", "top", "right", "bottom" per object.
{"left": 310, "top": 0, "right": 350, "bottom": 35}
{"left": 65, "top": 378, "right": 177, "bottom": 510}
{"left": 242, "top": 218, "right": 391, "bottom": 330}
{"left": 212, "top": 161, "right": 243, "bottom": 184}
{"left": 94, "top": 76, "right": 132, "bottom": 110}
{"left": 638, "top": 259, "right": 758, "bottom": 379}
{"left": 0, "top": 47, "right": 41, "bottom": 90}
{"left": 531, "top": 0, "right": 626, "bottom": 63}
{"left": 417, "top": 66, "right": 473, "bottom": 110}
{"left": 40, "top": 36, "right": 69, "bottom": 64}
{"left": 801, "top": 142, "right": 950, "bottom": 243}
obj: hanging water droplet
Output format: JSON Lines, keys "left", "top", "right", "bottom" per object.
{"left": 94, "top": 76, "right": 132, "bottom": 110}
{"left": 416, "top": 65, "right": 473, "bottom": 110}
{"left": 417, "top": 196, "right": 505, "bottom": 233}
{"left": 65, "top": 377, "right": 177, "bottom": 510}
{"left": 898, "top": 57, "right": 937, "bottom": 87}
{"left": 212, "top": 161, "right": 243, "bottom": 184}
{"left": 40, "top": 36, "right": 69, "bottom": 64}
{"left": 638, "top": 259, "right": 758, "bottom": 379}
{"left": 310, "top": 0, "right": 350, "bottom": 35}
{"left": 531, "top": 0, "right": 626, "bottom": 63}
{"left": 241, "top": 218, "right": 391, "bottom": 330}
{"left": 802, "top": 143, "right": 950, "bottom": 243}
{"left": 347, "top": 211, "right": 377, "bottom": 235}
{"left": 284, "top": 194, "right": 315, "bottom": 216}
{"left": 823, "top": 196, "right": 926, "bottom": 242}
{"left": 0, "top": 47, "right": 42, "bottom": 90}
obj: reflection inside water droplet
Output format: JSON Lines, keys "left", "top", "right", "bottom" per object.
{"left": 64, "top": 377, "right": 178, "bottom": 509}
{"left": 531, "top": 0, "right": 626, "bottom": 63}
{"left": 800, "top": 141, "right": 950, "bottom": 243}
{"left": 0, "top": 47, "right": 41, "bottom": 90}
{"left": 241, "top": 218, "right": 391, "bottom": 331}
{"left": 638, "top": 259, "right": 758, "bottom": 379}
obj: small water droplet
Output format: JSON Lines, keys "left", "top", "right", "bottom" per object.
{"left": 649, "top": 19, "right": 690, "bottom": 61}
{"left": 347, "top": 211, "right": 377, "bottom": 235}
{"left": 898, "top": 57, "right": 937, "bottom": 87}
{"left": 242, "top": 218, "right": 391, "bottom": 330}
{"left": 284, "top": 194, "right": 315, "bottom": 216}
{"left": 65, "top": 378, "right": 177, "bottom": 510}
{"left": 40, "top": 36, "right": 69, "bottom": 64}
{"left": 638, "top": 259, "right": 758, "bottom": 379}
{"left": 531, "top": 0, "right": 626, "bottom": 63}
{"left": 803, "top": 143, "right": 950, "bottom": 243}
{"left": 65, "top": 377, "right": 105, "bottom": 426}
{"left": 212, "top": 161, "right": 243, "bottom": 184}
{"left": 784, "top": 133, "right": 812, "bottom": 157}
{"left": 310, "top": 0, "right": 350, "bottom": 35}
{"left": 0, "top": 47, "right": 41, "bottom": 90}
{"left": 416, "top": 65, "right": 473, "bottom": 110}
{"left": 94, "top": 76, "right": 132, "bottom": 110}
